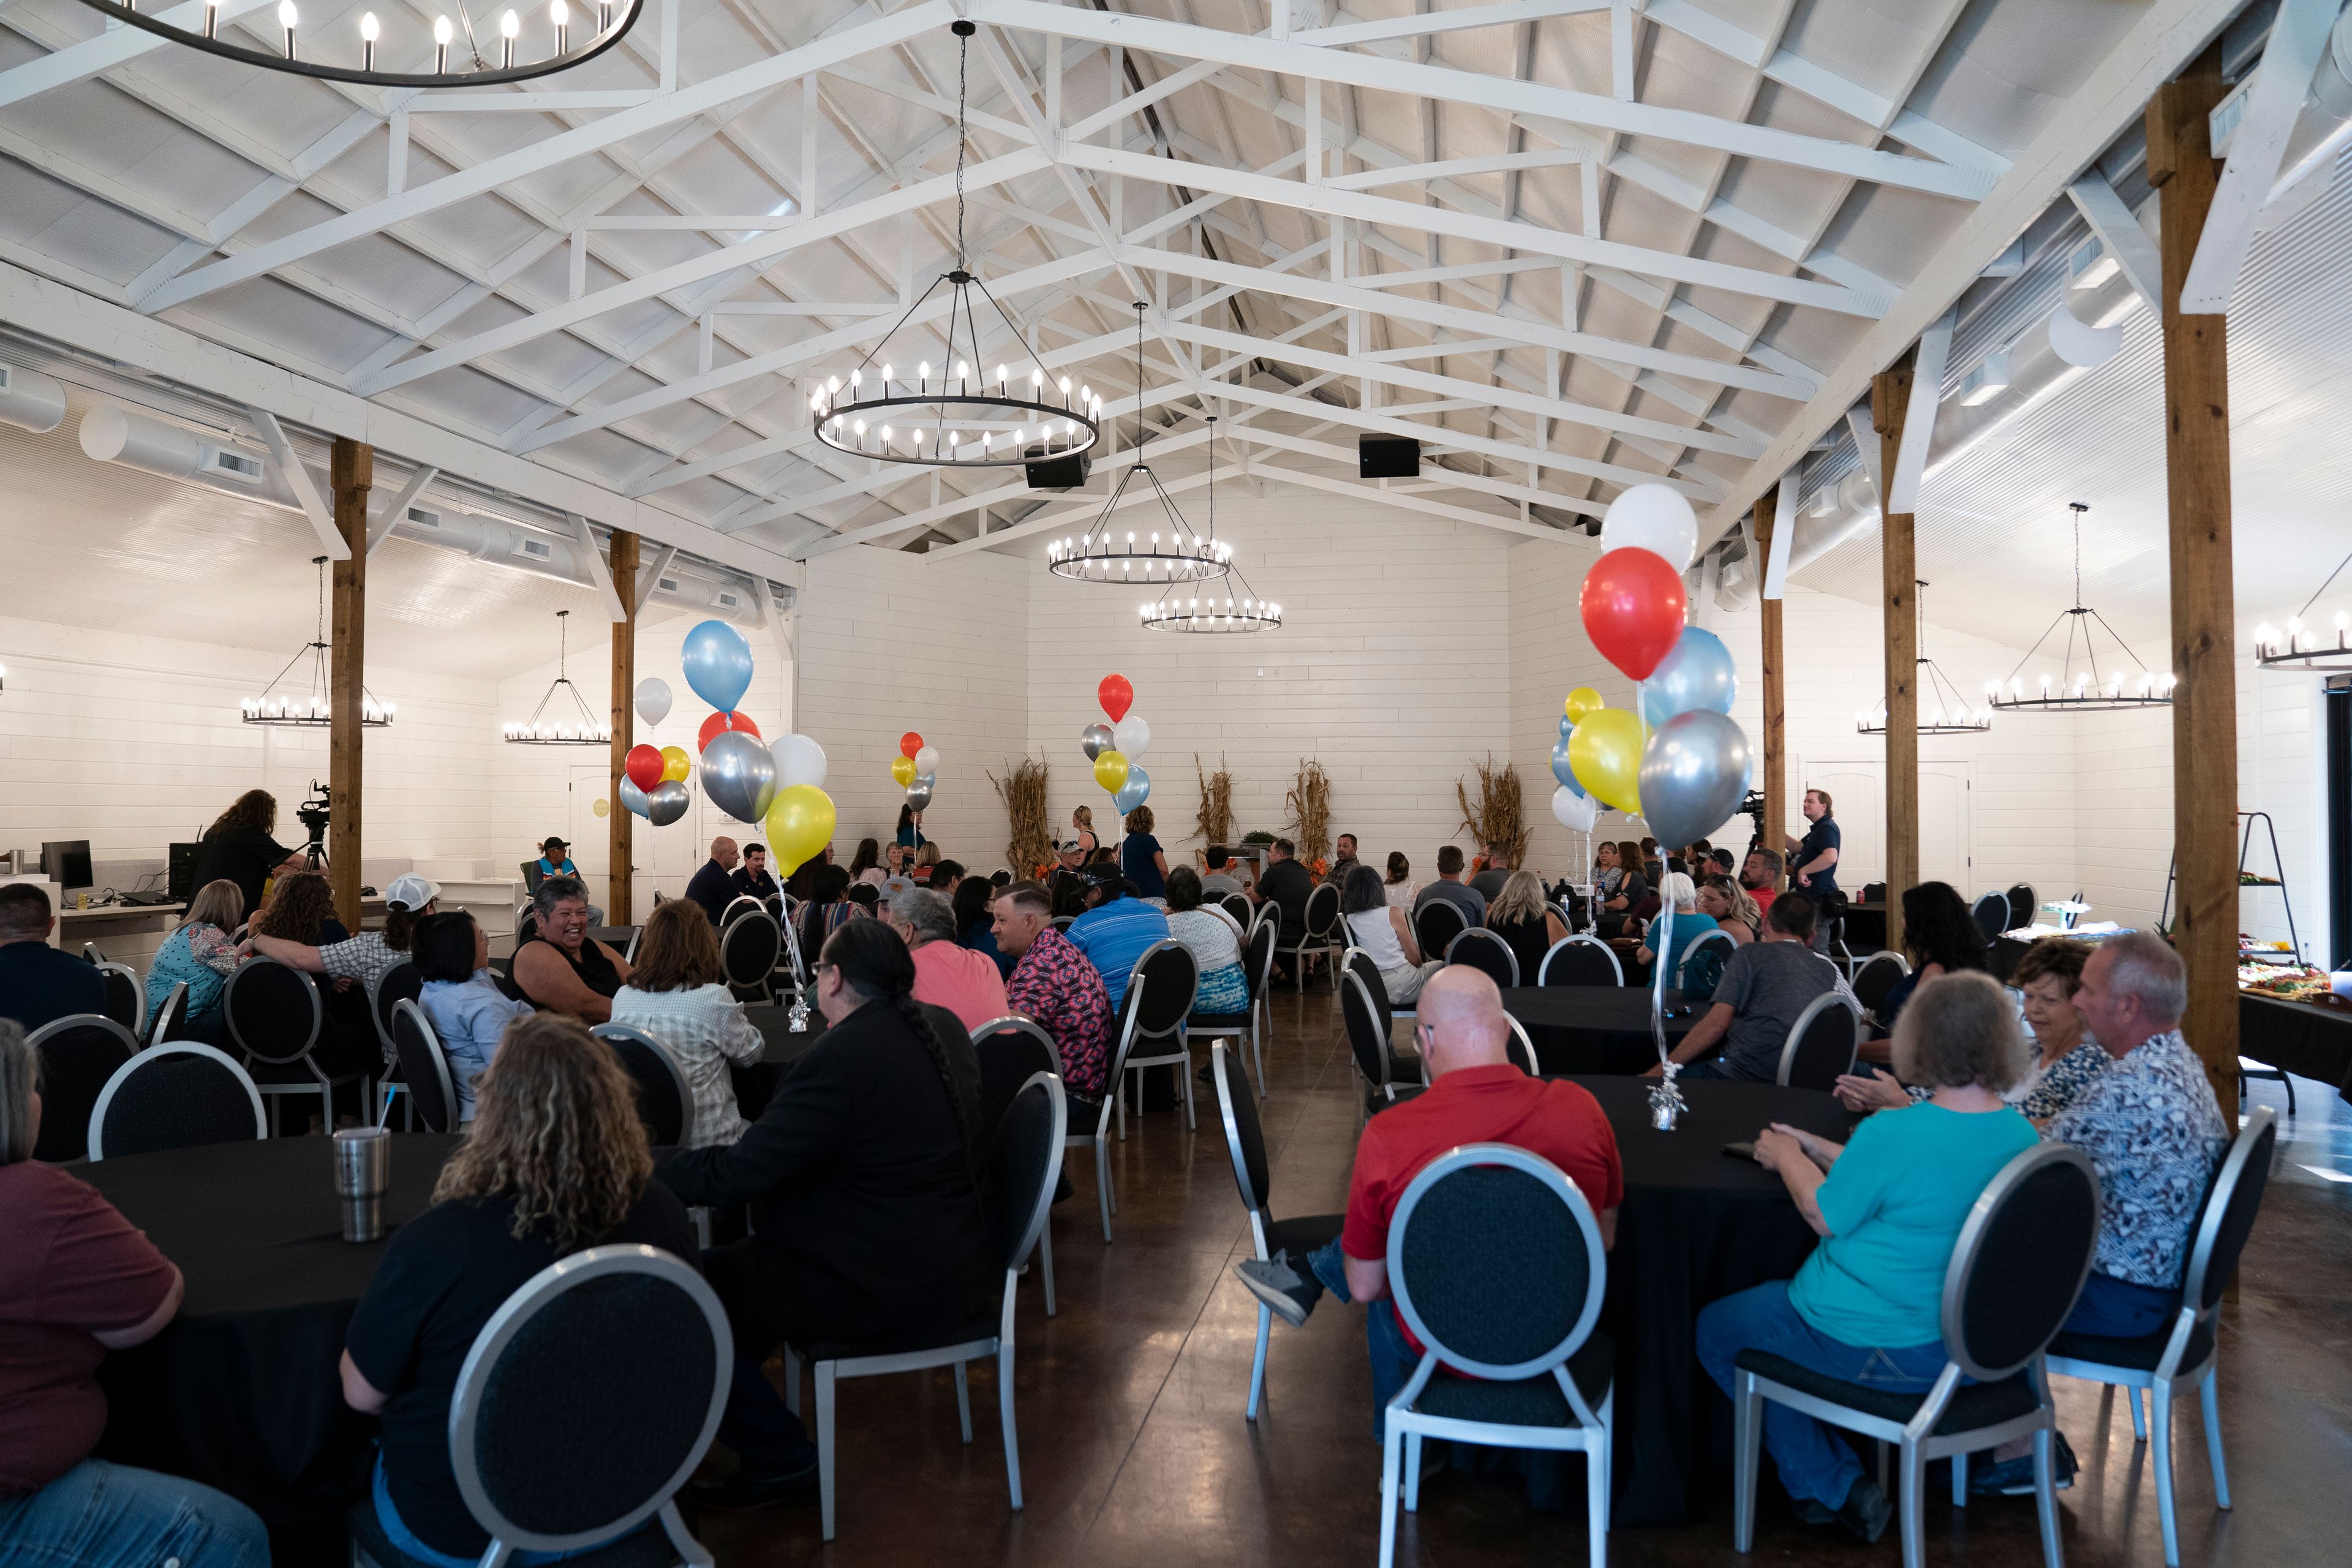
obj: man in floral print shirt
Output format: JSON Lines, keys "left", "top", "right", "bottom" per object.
{"left": 992, "top": 881, "right": 1114, "bottom": 1101}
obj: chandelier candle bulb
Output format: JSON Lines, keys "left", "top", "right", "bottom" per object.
{"left": 551, "top": 0, "right": 567, "bottom": 51}
{"left": 205, "top": 0, "right": 220, "bottom": 38}
{"left": 278, "top": 0, "right": 296, "bottom": 58}
{"left": 434, "top": 13, "right": 451, "bottom": 69}
{"left": 359, "top": 10, "right": 377, "bottom": 69}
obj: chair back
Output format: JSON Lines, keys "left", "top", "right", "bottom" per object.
{"left": 1249, "top": 903, "right": 1280, "bottom": 946}
{"left": 450, "top": 1246, "right": 728, "bottom": 1555}
{"left": 522, "top": 861, "right": 546, "bottom": 894}
{"left": 26, "top": 1014, "right": 138, "bottom": 1162}
{"left": 1341, "top": 946, "right": 1393, "bottom": 1028}
{"left": 222, "top": 957, "right": 323, "bottom": 1065}
{"left": 1861, "top": 881, "right": 1888, "bottom": 904}
{"left": 1387, "top": 1144, "right": 1608, "bottom": 1385}
{"left": 1239, "top": 916, "right": 1277, "bottom": 1005}
{"left": 1130, "top": 940, "right": 1199, "bottom": 1041}
{"left": 1340, "top": 971, "right": 1396, "bottom": 1092}
{"left": 1302, "top": 880, "right": 1343, "bottom": 941}
{"left": 1676, "top": 928, "right": 1738, "bottom": 996}
{"left": 1219, "top": 892, "right": 1253, "bottom": 929}
{"left": 989, "top": 1074, "right": 1068, "bottom": 1280}
{"left": 1049, "top": 914, "right": 1075, "bottom": 932}
{"left": 1445, "top": 927, "right": 1520, "bottom": 989}
{"left": 87, "top": 1043, "right": 265, "bottom": 1159}
{"left": 83, "top": 941, "right": 106, "bottom": 965}
{"left": 390, "top": 998, "right": 462, "bottom": 1134}
{"left": 516, "top": 903, "right": 539, "bottom": 944}
{"left": 2005, "top": 883, "right": 2037, "bottom": 932}
{"left": 94, "top": 962, "right": 143, "bottom": 1033}
{"left": 1971, "top": 891, "right": 2011, "bottom": 941}
{"left": 1537, "top": 934, "right": 1622, "bottom": 987}
{"left": 971, "top": 1016, "right": 1061, "bottom": 1145}
{"left": 720, "top": 908, "right": 782, "bottom": 993}
{"left": 1414, "top": 900, "right": 1466, "bottom": 965}
{"left": 1504, "top": 1015, "right": 1540, "bottom": 1077}
{"left": 373, "top": 961, "right": 424, "bottom": 1060}
{"left": 1209, "top": 1041, "right": 1273, "bottom": 1221}
{"left": 1941, "top": 1144, "right": 2100, "bottom": 1381}
{"left": 590, "top": 1025, "right": 692, "bottom": 1147}
{"left": 2181, "top": 1106, "right": 2277, "bottom": 1321}
{"left": 1086, "top": 977, "right": 1150, "bottom": 1129}
{"left": 721, "top": 895, "right": 766, "bottom": 928}
{"left": 1850, "top": 951, "right": 1910, "bottom": 1014}
{"left": 149, "top": 979, "right": 191, "bottom": 1046}
{"left": 1776, "top": 992, "right": 1861, "bottom": 1089}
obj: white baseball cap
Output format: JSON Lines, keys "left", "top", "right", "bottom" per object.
{"left": 385, "top": 873, "right": 442, "bottom": 912}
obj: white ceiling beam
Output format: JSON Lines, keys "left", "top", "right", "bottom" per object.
{"left": 635, "top": 544, "right": 679, "bottom": 614}
{"left": 1297, "top": 1, "right": 1611, "bottom": 50}
{"left": 1324, "top": 149, "right": 1588, "bottom": 190}
{"left": 366, "top": 464, "right": 439, "bottom": 554}
{"left": 1224, "top": 425, "right": 1605, "bottom": 520}
{"left": 1760, "top": 478, "right": 1794, "bottom": 599}
{"left": 2065, "top": 172, "right": 2164, "bottom": 310}
{"left": 569, "top": 511, "right": 630, "bottom": 623}
{"left": 1885, "top": 308, "right": 1952, "bottom": 513}
{"left": 1249, "top": 454, "right": 1574, "bottom": 543}
{"left": 2180, "top": 0, "right": 2343, "bottom": 312}
{"left": 0, "top": 0, "right": 277, "bottom": 110}
{"left": 251, "top": 408, "right": 345, "bottom": 560}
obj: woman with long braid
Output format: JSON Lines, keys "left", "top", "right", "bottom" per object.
{"left": 658, "top": 919, "right": 987, "bottom": 1512}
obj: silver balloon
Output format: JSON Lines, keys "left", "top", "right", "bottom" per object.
{"left": 646, "top": 779, "right": 691, "bottom": 826}
{"left": 1637, "top": 709, "right": 1752, "bottom": 850}
{"left": 904, "top": 782, "right": 934, "bottom": 813}
{"left": 1080, "top": 722, "right": 1114, "bottom": 760}
{"left": 619, "top": 776, "right": 651, "bottom": 819}
{"left": 699, "top": 729, "right": 778, "bottom": 823}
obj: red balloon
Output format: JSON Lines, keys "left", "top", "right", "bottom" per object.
{"left": 899, "top": 731, "right": 924, "bottom": 759}
{"left": 1580, "top": 547, "right": 1687, "bottom": 681}
{"left": 698, "top": 710, "right": 761, "bottom": 752}
{"left": 625, "top": 744, "right": 665, "bottom": 793}
{"left": 1098, "top": 673, "right": 1133, "bottom": 723}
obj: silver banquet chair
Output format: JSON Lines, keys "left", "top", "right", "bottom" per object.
{"left": 26, "top": 1013, "right": 139, "bottom": 1163}
{"left": 86, "top": 1043, "right": 266, "bottom": 1161}
{"left": 1210, "top": 1042, "right": 1343, "bottom": 1420}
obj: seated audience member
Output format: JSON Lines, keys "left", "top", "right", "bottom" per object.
{"left": 411, "top": 912, "right": 532, "bottom": 1121}
{"left": 848, "top": 839, "right": 883, "bottom": 884}
{"left": 1049, "top": 870, "right": 1088, "bottom": 921}
{"left": 993, "top": 881, "right": 1113, "bottom": 1102}
{"left": 1741, "top": 848, "right": 1783, "bottom": 918}
{"left": 1633, "top": 872, "right": 1719, "bottom": 989}
{"left": 252, "top": 869, "right": 349, "bottom": 947}
{"left": 1700, "top": 876, "right": 1762, "bottom": 946}
{"left": 247, "top": 870, "right": 376, "bottom": 1083}
{"left": 1343, "top": 864, "right": 1442, "bottom": 1008}
{"left": 1468, "top": 843, "right": 1515, "bottom": 904}
{"left": 610, "top": 900, "right": 766, "bottom": 1149}
{"left": 685, "top": 837, "right": 742, "bottom": 925}
{"left": 656, "top": 922, "right": 986, "bottom": 1509}
{"left": 1485, "top": 869, "right": 1569, "bottom": 984}
{"left": 247, "top": 873, "right": 440, "bottom": 1048}
{"left": 1647, "top": 892, "right": 1836, "bottom": 1082}
{"left": 1382, "top": 852, "right": 1418, "bottom": 909}
{"left": 1410, "top": 845, "right": 1487, "bottom": 927}
{"left": 953, "top": 875, "right": 1013, "bottom": 980}
{"left": 1164, "top": 869, "right": 1249, "bottom": 1014}
{"left": 529, "top": 837, "right": 605, "bottom": 924}
{"left": 510, "top": 876, "right": 632, "bottom": 1023}
{"left": 1839, "top": 936, "right": 2105, "bottom": 1124}
{"left": 911, "top": 845, "right": 945, "bottom": 888}
{"left": 879, "top": 844, "right": 916, "bottom": 897}
{"left": 1708, "top": 847, "right": 1739, "bottom": 880}
{"left": 1235, "top": 968, "right": 1622, "bottom": 1415}
{"left": 886, "top": 888, "right": 1009, "bottom": 1032}
{"left": 190, "top": 788, "right": 306, "bottom": 922}
{"left": 0, "top": 1020, "right": 270, "bottom": 1568}
{"left": 0, "top": 883, "right": 106, "bottom": 1033}
{"left": 142, "top": 880, "right": 247, "bottom": 1044}
{"left": 1199, "top": 846, "right": 1246, "bottom": 899}
{"left": 1863, "top": 881, "right": 1989, "bottom": 1048}
{"left": 1594, "top": 840, "right": 1649, "bottom": 936}
{"left": 1325, "top": 833, "right": 1361, "bottom": 887}
{"left": 1254, "top": 837, "right": 1316, "bottom": 938}
{"left": 796, "top": 864, "right": 855, "bottom": 961}
{"left": 924, "top": 858, "right": 965, "bottom": 895}
{"left": 1695, "top": 973, "right": 2039, "bottom": 1543}
{"left": 342, "top": 1016, "right": 696, "bottom": 1560}
{"left": 845, "top": 884, "right": 881, "bottom": 918}
{"left": 1120, "top": 806, "right": 1170, "bottom": 900}
{"left": 1065, "top": 864, "right": 1170, "bottom": 1006}
{"left": 731, "top": 843, "right": 781, "bottom": 902}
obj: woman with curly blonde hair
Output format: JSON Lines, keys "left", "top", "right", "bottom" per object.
{"left": 338, "top": 1014, "right": 697, "bottom": 1563}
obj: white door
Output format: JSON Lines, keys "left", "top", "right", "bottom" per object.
{"left": 1918, "top": 762, "right": 1977, "bottom": 894}
{"left": 1796, "top": 758, "right": 1973, "bottom": 895}
{"left": 568, "top": 764, "right": 610, "bottom": 915}
{"left": 1805, "top": 762, "right": 1885, "bottom": 889}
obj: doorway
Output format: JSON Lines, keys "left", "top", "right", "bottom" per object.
{"left": 1796, "top": 758, "right": 1977, "bottom": 894}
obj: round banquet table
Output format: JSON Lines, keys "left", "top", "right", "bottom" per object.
{"left": 1504, "top": 986, "right": 1698, "bottom": 1075}
{"left": 83, "top": 1133, "right": 464, "bottom": 1539}
{"left": 1562, "top": 1075, "right": 1855, "bottom": 1527}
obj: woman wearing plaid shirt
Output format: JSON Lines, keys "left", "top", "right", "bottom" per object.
{"left": 609, "top": 901, "right": 766, "bottom": 1148}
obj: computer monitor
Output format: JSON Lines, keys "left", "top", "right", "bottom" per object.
{"left": 40, "top": 840, "right": 93, "bottom": 893}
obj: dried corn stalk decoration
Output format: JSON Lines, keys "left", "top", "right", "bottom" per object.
{"left": 1193, "top": 753, "right": 1234, "bottom": 846}
{"left": 1457, "top": 755, "right": 1529, "bottom": 869}
{"left": 1284, "top": 758, "right": 1333, "bottom": 864}
{"left": 990, "top": 752, "right": 1054, "bottom": 875}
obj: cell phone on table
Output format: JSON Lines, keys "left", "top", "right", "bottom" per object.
{"left": 1722, "top": 1140, "right": 1759, "bottom": 1163}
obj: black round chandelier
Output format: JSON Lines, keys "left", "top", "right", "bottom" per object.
{"left": 68, "top": 0, "right": 643, "bottom": 89}
{"left": 2252, "top": 546, "right": 2352, "bottom": 673}
{"left": 503, "top": 611, "right": 611, "bottom": 745}
{"left": 1857, "top": 582, "right": 1989, "bottom": 734}
{"left": 1140, "top": 419, "right": 1280, "bottom": 633}
{"left": 1988, "top": 504, "right": 2175, "bottom": 711}
{"left": 242, "top": 557, "right": 394, "bottom": 727}
{"left": 1048, "top": 303, "right": 1234, "bottom": 585}
{"left": 809, "top": 21, "right": 1099, "bottom": 469}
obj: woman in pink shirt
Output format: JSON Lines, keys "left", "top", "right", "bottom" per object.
{"left": 886, "top": 888, "right": 1009, "bottom": 1031}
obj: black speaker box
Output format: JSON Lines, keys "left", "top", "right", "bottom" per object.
{"left": 1359, "top": 435, "right": 1420, "bottom": 479}
{"left": 168, "top": 842, "right": 202, "bottom": 902}
{"left": 1025, "top": 450, "right": 1093, "bottom": 490}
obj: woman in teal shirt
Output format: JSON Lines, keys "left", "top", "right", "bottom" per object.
{"left": 1695, "top": 973, "right": 2040, "bottom": 1544}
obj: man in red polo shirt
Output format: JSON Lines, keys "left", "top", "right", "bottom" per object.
{"left": 1237, "top": 965, "right": 1623, "bottom": 1415}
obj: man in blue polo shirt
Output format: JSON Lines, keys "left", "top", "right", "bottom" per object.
{"left": 0, "top": 883, "right": 106, "bottom": 1033}
{"left": 1063, "top": 863, "right": 1168, "bottom": 1006}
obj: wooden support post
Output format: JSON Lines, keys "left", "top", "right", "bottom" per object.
{"left": 328, "top": 439, "right": 372, "bottom": 933}
{"left": 2150, "top": 47, "right": 2240, "bottom": 1114}
{"left": 608, "top": 529, "right": 639, "bottom": 927}
{"left": 1754, "top": 486, "right": 1787, "bottom": 886}
{"left": 1872, "top": 353, "right": 1918, "bottom": 958}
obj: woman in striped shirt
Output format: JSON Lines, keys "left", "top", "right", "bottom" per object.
{"left": 609, "top": 900, "right": 766, "bottom": 1148}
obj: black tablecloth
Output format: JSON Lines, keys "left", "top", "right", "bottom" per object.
{"left": 1504, "top": 987, "right": 1697, "bottom": 1075}
{"left": 1566, "top": 1076, "right": 1854, "bottom": 1527}
{"left": 85, "top": 1134, "right": 463, "bottom": 1532}
{"left": 2241, "top": 993, "right": 2352, "bottom": 1095}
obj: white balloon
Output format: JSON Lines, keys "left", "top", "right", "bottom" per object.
{"left": 774, "top": 733, "right": 827, "bottom": 790}
{"left": 1599, "top": 482, "right": 1700, "bottom": 571}
{"left": 913, "top": 745, "right": 941, "bottom": 775}
{"left": 1112, "top": 712, "right": 1152, "bottom": 759}
{"left": 1552, "top": 784, "right": 1599, "bottom": 832}
{"left": 634, "top": 677, "right": 673, "bottom": 728}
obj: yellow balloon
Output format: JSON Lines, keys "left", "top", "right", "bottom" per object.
{"left": 765, "top": 785, "right": 837, "bottom": 876}
{"left": 1093, "top": 749, "right": 1130, "bottom": 793}
{"left": 659, "top": 745, "right": 692, "bottom": 783}
{"left": 1564, "top": 687, "right": 1604, "bottom": 724}
{"left": 591, "top": 798, "right": 610, "bottom": 818}
{"left": 1567, "top": 707, "right": 1643, "bottom": 814}
{"left": 890, "top": 755, "right": 918, "bottom": 787}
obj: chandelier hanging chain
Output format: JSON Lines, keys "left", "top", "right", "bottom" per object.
{"left": 955, "top": 24, "right": 970, "bottom": 271}
{"left": 508, "top": 611, "right": 608, "bottom": 742}
{"left": 1139, "top": 414, "right": 1281, "bottom": 633}
{"left": 1987, "top": 503, "right": 2173, "bottom": 709}
{"left": 1857, "top": 581, "right": 1990, "bottom": 734}
{"left": 242, "top": 556, "right": 393, "bottom": 725}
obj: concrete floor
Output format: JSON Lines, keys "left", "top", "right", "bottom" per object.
{"left": 700, "top": 982, "right": 2352, "bottom": 1567}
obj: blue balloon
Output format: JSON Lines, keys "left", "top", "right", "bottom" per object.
{"left": 1642, "top": 627, "right": 1738, "bottom": 729}
{"left": 1114, "top": 762, "right": 1152, "bottom": 815}
{"left": 1558, "top": 715, "right": 1575, "bottom": 743}
{"left": 680, "top": 620, "right": 755, "bottom": 714}
{"left": 1551, "top": 737, "right": 1585, "bottom": 797}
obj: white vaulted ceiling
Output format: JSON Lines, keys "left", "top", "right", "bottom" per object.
{"left": 0, "top": 0, "right": 2235, "bottom": 570}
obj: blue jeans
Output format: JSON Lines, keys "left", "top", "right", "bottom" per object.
{"left": 2064, "top": 1272, "right": 2180, "bottom": 1338}
{"left": 0, "top": 1458, "right": 268, "bottom": 1568}
{"left": 373, "top": 1455, "right": 611, "bottom": 1566}
{"left": 1696, "top": 1281, "right": 1948, "bottom": 1509}
{"left": 1306, "top": 1238, "right": 1419, "bottom": 1436}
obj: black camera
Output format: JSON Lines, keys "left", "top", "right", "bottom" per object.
{"left": 296, "top": 781, "right": 331, "bottom": 865}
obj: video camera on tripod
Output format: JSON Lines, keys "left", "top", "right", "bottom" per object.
{"left": 296, "top": 780, "right": 331, "bottom": 869}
